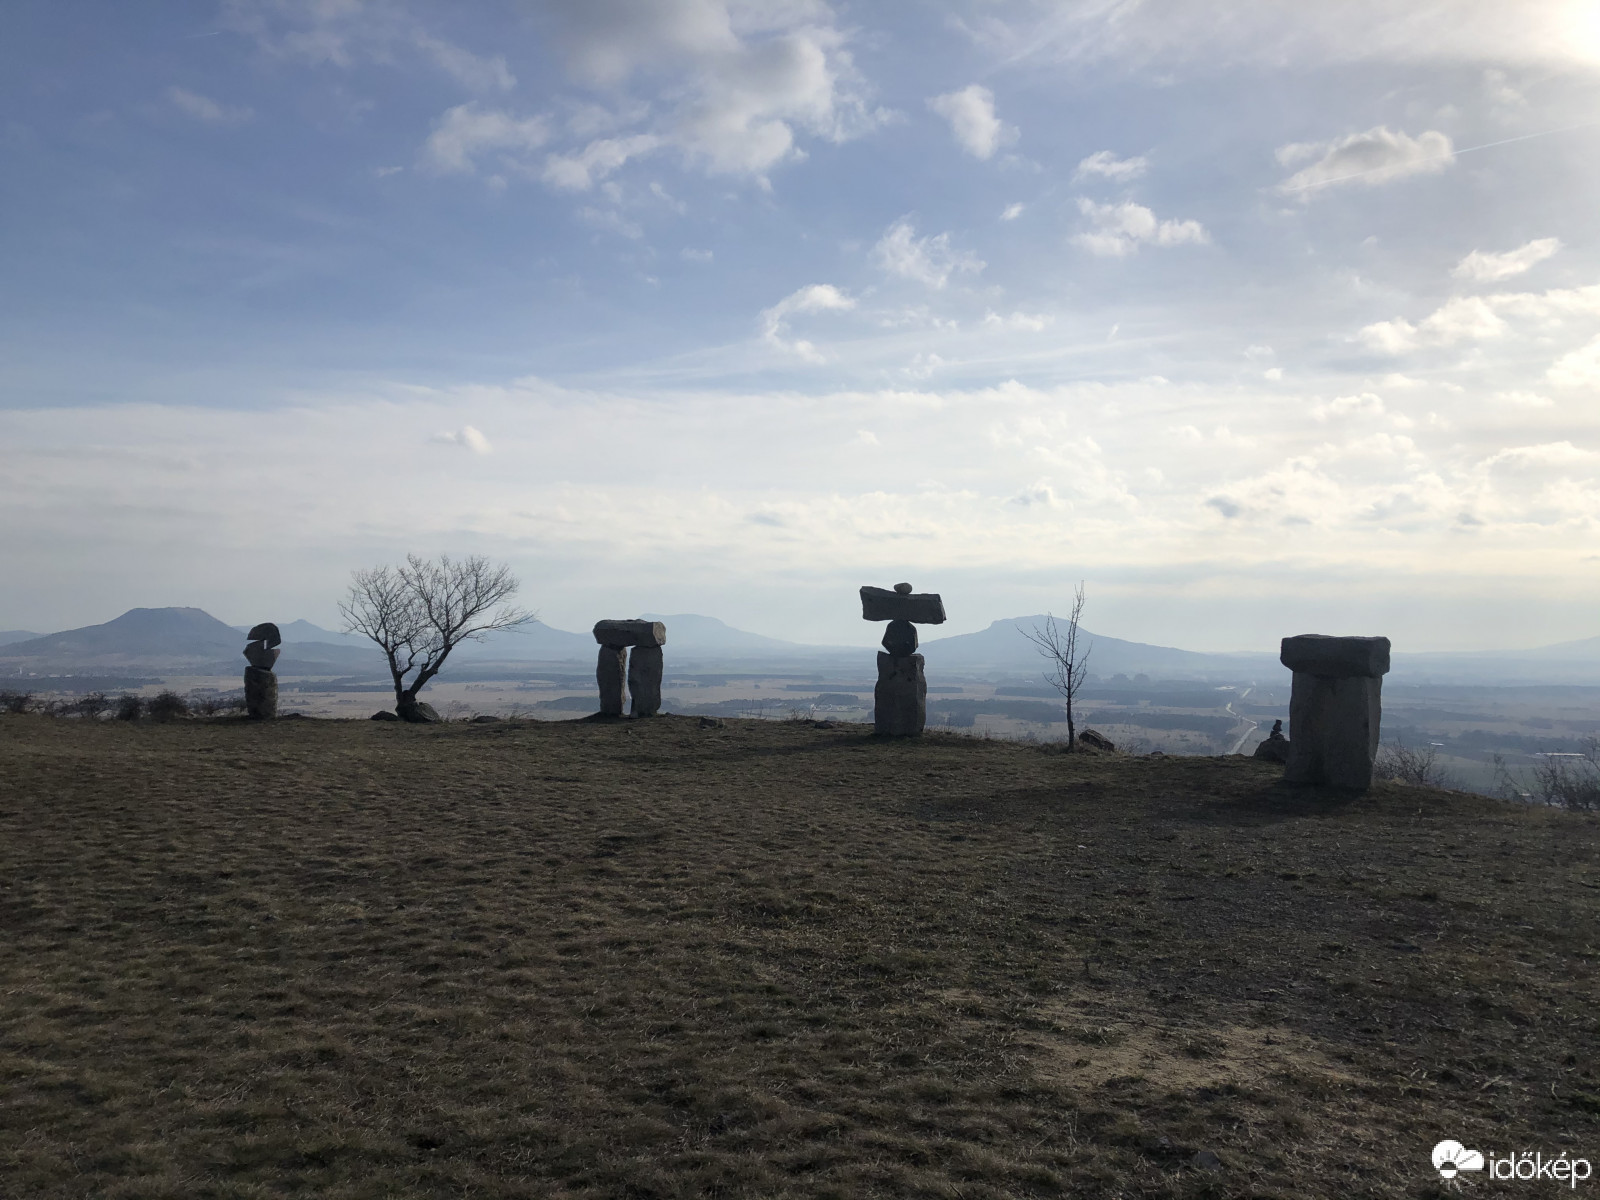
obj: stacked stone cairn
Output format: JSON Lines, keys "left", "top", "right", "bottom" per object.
{"left": 243, "top": 622, "right": 280, "bottom": 720}
{"left": 861, "top": 583, "right": 946, "bottom": 737}
{"left": 593, "top": 619, "right": 667, "bottom": 718}
{"left": 1280, "top": 634, "right": 1391, "bottom": 790}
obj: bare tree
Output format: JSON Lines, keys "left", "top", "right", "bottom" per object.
{"left": 341, "top": 553, "right": 533, "bottom": 722}
{"left": 1020, "top": 582, "right": 1093, "bottom": 750}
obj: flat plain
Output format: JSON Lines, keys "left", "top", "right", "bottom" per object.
{"left": 2, "top": 714, "right": 1597, "bottom": 1198}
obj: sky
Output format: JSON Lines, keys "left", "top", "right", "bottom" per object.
{"left": 2, "top": 1, "right": 1599, "bottom": 652}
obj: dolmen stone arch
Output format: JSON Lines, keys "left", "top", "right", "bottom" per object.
{"left": 243, "top": 622, "right": 281, "bottom": 720}
{"left": 861, "top": 583, "right": 946, "bottom": 737}
{"left": 1280, "top": 634, "right": 1390, "bottom": 790}
{"left": 594, "top": 619, "right": 666, "bottom": 718}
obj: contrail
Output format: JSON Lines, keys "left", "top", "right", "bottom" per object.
{"left": 1281, "top": 119, "right": 1600, "bottom": 193}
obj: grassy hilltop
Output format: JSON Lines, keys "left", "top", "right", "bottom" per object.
{"left": 2, "top": 715, "right": 1597, "bottom": 1198}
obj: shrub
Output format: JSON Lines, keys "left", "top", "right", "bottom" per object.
{"left": 146, "top": 691, "right": 189, "bottom": 723}
{"left": 1375, "top": 738, "right": 1454, "bottom": 788}
{"left": 75, "top": 692, "right": 110, "bottom": 719}
{"left": 1526, "top": 740, "right": 1600, "bottom": 813}
{"left": 0, "top": 690, "right": 33, "bottom": 715}
{"left": 115, "top": 694, "right": 145, "bottom": 721}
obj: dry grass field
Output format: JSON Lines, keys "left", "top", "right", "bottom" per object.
{"left": 2, "top": 714, "right": 1597, "bottom": 1198}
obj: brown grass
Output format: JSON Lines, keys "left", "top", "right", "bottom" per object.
{"left": 1, "top": 713, "right": 1597, "bottom": 1198}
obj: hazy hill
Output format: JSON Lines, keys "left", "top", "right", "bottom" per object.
{"left": 921, "top": 616, "right": 1278, "bottom": 681}
{"left": 0, "top": 630, "right": 42, "bottom": 647}
{"left": 1, "top": 607, "right": 242, "bottom": 666}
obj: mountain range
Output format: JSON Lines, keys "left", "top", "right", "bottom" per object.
{"left": 1, "top": 607, "right": 1597, "bottom": 686}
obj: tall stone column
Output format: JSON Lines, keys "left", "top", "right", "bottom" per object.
{"left": 243, "top": 622, "right": 281, "bottom": 720}
{"left": 596, "top": 645, "right": 627, "bottom": 717}
{"left": 627, "top": 643, "right": 664, "bottom": 717}
{"left": 1280, "top": 634, "right": 1391, "bottom": 790}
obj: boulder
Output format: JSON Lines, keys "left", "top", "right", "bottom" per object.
{"left": 1280, "top": 634, "right": 1391, "bottom": 679}
{"left": 1253, "top": 735, "right": 1290, "bottom": 764}
{"left": 469, "top": 714, "right": 501, "bottom": 723}
{"left": 860, "top": 586, "right": 946, "bottom": 625}
{"left": 873, "top": 652, "right": 927, "bottom": 737}
{"left": 880, "top": 618, "right": 918, "bottom": 656}
{"left": 370, "top": 710, "right": 400, "bottom": 721}
{"left": 397, "top": 698, "right": 442, "bottom": 723}
{"left": 1078, "top": 728, "right": 1115, "bottom": 752}
{"left": 593, "top": 619, "right": 667, "bottom": 648}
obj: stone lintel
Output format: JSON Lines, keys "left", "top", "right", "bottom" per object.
{"left": 1280, "top": 634, "right": 1390, "bottom": 678}
{"left": 593, "top": 619, "right": 667, "bottom": 648}
{"left": 860, "top": 586, "right": 946, "bottom": 625}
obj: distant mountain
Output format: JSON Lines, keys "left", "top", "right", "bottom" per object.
{"left": 3, "top": 607, "right": 242, "bottom": 665}
{"left": 0, "top": 630, "right": 42, "bottom": 647}
{"left": 640, "top": 613, "right": 850, "bottom": 658}
{"left": 920, "top": 617, "right": 1279, "bottom": 681}
{"left": 447, "top": 620, "right": 597, "bottom": 662}
{"left": 1, "top": 607, "right": 384, "bottom": 676}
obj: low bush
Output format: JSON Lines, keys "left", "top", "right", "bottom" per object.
{"left": 1525, "top": 739, "right": 1600, "bottom": 813}
{"left": 0, "top": 690, "right": 33, "bottom": 714}
{"left": 1376, "top": 738, "right": 1454, "bottom": 788}
{"left": 146, "top": 691, "right": 189, "bottom": 723}
{"left": 75, "top": 692, "right": 110, "bottom": 719}
{"left": 115, "top": 694, "right": 145, "bottom": 721}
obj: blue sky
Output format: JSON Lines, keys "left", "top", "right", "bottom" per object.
{"left": 3, "top": 1, "right": 1599, "bottom": 651}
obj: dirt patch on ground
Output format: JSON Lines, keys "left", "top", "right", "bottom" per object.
{"left": 1, "top": 713, "right": 1597, "bottom": 1198}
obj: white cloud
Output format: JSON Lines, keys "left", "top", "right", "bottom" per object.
{"left": 1000, "top": 202, "right": 1025, "bottom": 221}
{"left": 1497, "top": 390, "right": 1556, "bottom": 408}
{"left": 1072, "top": 198, "right": 1208, "bottom": 257}
{"left": 1359, "top": 283, "right": 1600, "bottom": 356}
{"left": 410, "top": 32, "right": 515, "bottom": 93}
{"left": 984, "top": 310, "right": 1052, "bottom": 332}
{"left": 1480, "top": 441, "right": 1597, "bottom": 471}
{"left": 1073, "top": 150, "right": 1147, "bottom": 182}
{"left": 927, "top": 84, "right": 1015, "bottom": 160}
{"left": 167, "top": 86, "right": 252, "bottom": 124}
{"left": 540, "top": 2, "right": 890, "bottom": 181}
{"left": 542, "top": 134, "right": 663, "bottom": 190}
{"left": 1276, "top": 126, "right": 1453, "bottom": 194}
{"left": 1312, "top": 392, "right": 1386, "bottom": 421}
{"left": 1453, "top": 238, "right": 1562, "bottom": 283}
{"left": 431, "top": 425, "right": 492, "bottom": 454}
{"left": 1548, "top": 336, "right": 1600, "bottom": 389}
{"left": 421, "top": 105, "right": 552, "bottom": 174}
{"left": 874, "top": 218, "right": 985, "bottom": 288}
{"left": 759, "top": 283, "right": 856, "bottom": 360}
{"left": 681, "top": 247, "right": 714, "bottom": 263}
{"left": 1009, "top": 481, "right": 1063, "bottom": 508}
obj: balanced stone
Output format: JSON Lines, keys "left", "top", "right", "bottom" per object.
{"left": 243, "top": 641, "right": 280, "bottom": 670}
{"left": 860, "top": 586, "right": 946, "bottom": 625}
{"left": 596, "top": 644, "right": 627, "bottom": 717}
{"left": 627, "top": 643, "right": 664, "bottom": 717}
{"left": 247, "top": 622, "right": 283, "bottom": 648}
{"left": 874, "top": 652, "right": 926, "bottom": 737}
{"left": 881, "top": 619, "right": 918, "bottom": 656}
{"left": 593, "top": 619, "right": 666, "bottom": 648}
{"left": 244, "top": 665, "right": 277, "bottom": 720}
{"left": 1280, "top": 635, "right": 1390, "bottom": 790}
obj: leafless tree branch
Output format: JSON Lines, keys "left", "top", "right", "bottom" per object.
{"left": 1019, "top": 581, "right": 1092, "bottom": 750}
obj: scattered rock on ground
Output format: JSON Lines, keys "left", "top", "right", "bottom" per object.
{"left": 370, "top": 710, "right": 400, "bottom": 721}
{"left": 1079, "top": 728, "right": 1115, "bottom": 752}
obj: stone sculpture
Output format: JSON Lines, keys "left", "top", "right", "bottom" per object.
{"left": 1253, "top": 718, "right": 1290, "bottom": 764}
{"left": 861, "top": 583, "right": 946, "bottom": 737}
{"left": 593, "top": 619, "right": 667, "bottom": 717}
{"left": 243, "top": 622, "right": 281, "bottom": 720}
{"left": 1279, "top": 634, "right": 1390, "bottom": 789}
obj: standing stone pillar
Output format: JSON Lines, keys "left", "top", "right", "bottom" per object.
{"left": 592, "top": 619, "right": 668, "bottom": 718}
{"left": 1280, "top": 634, "right": 1390, "bottom": 790}
{"left": 596, "top": 644, "right": 627, "bottom": 717}
{"left": 861, "top": 583, "right": 946, "bottom": 737}
{"left": 243, "top": 622, "right": 281, "bottom": 720}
